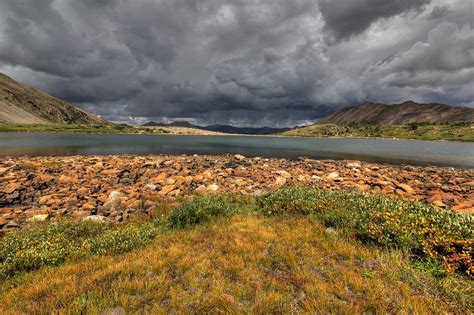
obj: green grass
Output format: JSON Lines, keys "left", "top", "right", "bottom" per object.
{"left": 281, "top": 123, "right": 474, "bottom": 142}
{"left": 0, "top": 188, "right": 472, "bottom": 313}
{"left": 0, "top": 123, "right": 170, "bottom": 134}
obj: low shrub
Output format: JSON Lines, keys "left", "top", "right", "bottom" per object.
{"left": 87, "top": 223, "right": 159, "bottom": 255}
{"left": 0, "top": 222, "right": 108, "bottom": 278}
{"left": 258, "top": 187, "right": 324, "bottom": 215}
{"left": 166, "top": 193, "right": 252, "bottom": 229}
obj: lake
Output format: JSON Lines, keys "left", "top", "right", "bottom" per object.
{"left": 0, "top": 133, "right": 473, "bottom": 168}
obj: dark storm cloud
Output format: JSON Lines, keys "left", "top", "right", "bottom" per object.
{"left": 0, "top": 0, "right": 472, "bottom": 126}
{"left": 319, "top": 0, "right": 431, "bottom": 41}
{"left": 430, "top": 5, "right": 451, "bottom": 19}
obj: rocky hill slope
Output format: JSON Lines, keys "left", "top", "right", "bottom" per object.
{"left": 0, "top": 73, "right": 109, "bottom": 125}
{"left": 319, "top": 101, "right": 474, "bottom": 125}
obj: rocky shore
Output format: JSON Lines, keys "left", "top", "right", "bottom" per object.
{"left": 1, "top": 154, "right": 473, "bottom": 234}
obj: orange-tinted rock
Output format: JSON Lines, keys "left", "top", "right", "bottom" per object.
{"left": 432, "top": 200, "right": 447, "bottom": 207}
{"left": 159, "top": 185, "right": 176, "bottom": 196}
{"left": 396, "top": 183, "right": 415, "bottom": 194}
{"left": 38, "top": 173, "right": 54, "bottom": 182}
{"left": 2, "top": 182, "right": 20, "bottom": 194}
{"left": 82, "top": 203, "right": 96, "bottom": 211}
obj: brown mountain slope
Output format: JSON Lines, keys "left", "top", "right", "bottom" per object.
{"left": 0, "top": 73, "right": 109, "bottom": 125}
{"left": 319, "top": 101, "right": 474, "bottom": 125}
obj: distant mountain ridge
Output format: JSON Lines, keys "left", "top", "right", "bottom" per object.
{"left": 143, "top": 121, "right": 290, "bottom": 135}
{"left": 0, "top": 73, "right": 109, "bottom": 125}
{"left": 142, "top": 121, "right": 197, "bottom": 128}
{"left": 319, "top": 101, "right": 474, "bottom": 125}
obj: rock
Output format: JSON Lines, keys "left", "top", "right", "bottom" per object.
{"left": 452, "top": 202, "right": 472, "bottom": 211}
{"left": 274, "top": 176, "right": 287, "bottom": 188}
{"left": 97, "top": 194, "right": 108, "bottom": 203}
{"left": 326, "top": 172, "right": 339, "bottom": 180}
{"left": 251, "top": 189, "right": 267, "bottom": 197}
{"left": 27, "top": 214, "right": 50, "bottom": 222}
{"left": 100, "top": 169, "right": 120, "bottom": 175}
{"left": 351, "top": 184, "right": 370, "bottom": 192}
{"left": 71, "top": 211, "right": 90, "bottom": 220}
{"left": 194, "top": 185, "right": 207, "bottom": 195}
{"left": 2, "top": 182, "right": 20, "bottom": 194}
{"left": 38, "top": 173, "right": 54, "bottom": 182}
{"left": 396, "top": 183, "right": 415, "bottom": 194}
{"left": 276, "top": 170, "right": 291, "bottom": 179}
{"left": 83, "top": 215, "right": 108, "bottom": 223}
{"left": 58, "top": 175, "right": 75, "bottom": 184}
{"left": 0, "top": 217, "right": 8, "bottom": 227}
{"left": 347, "top": 162, "right": 361, "bottom": 168}
{"left": 234, "top": 154, "right": 246, "bottom": 161}
{"left": 164, "top": 178, "right": 176, "bottom": 185}
{"left": 77, "top": 187, "right": 89, "bottom": 196}
{"left": 38, "top": 195, "right": 53, "bottom": 205}
{"left": 159, "top": 185, "right": 176, "bottom": 196}
{"left": 207, "top": 184, "right": 219, "bottom": 192}
{"left": 145, "top": 183, "right": 157, "bottom": 191}
{"left": 432, "top": 200, "right": 447, "bottom": 207}
{"left": 104, "top": 191, "right": 121, "bottom": 210}
{"left": 5, "top": 221, "right": 20, "bottom": 228}
{"left": 373, "top": 180, "right": 391, "bottom": 187}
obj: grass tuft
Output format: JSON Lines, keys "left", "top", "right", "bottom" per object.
{"left": 166, "top": 193, "right": 254, "bottom": 229}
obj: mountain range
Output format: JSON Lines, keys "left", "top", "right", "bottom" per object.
{"left": 142, "top": 121, "right": 291, "bottom": 135}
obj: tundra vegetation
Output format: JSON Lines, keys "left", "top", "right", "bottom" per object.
{"left": 0, "top": 188, "right": 472, "bottom": 313}
{"left": 0, "top": 123, "right": 169, "bottom": 134}
{"left": 1, "top": 122, "right": 474, "bottom": 141}
{"left": 281, "top": 123, "right": 474, "bottom": 142}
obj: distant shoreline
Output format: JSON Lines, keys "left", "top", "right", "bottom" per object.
{"left": 0, "top": 123, "right": 473, "bottom": 142}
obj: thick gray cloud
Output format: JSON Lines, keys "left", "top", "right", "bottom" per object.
{"left": 319, "top": 0, "right": 430, "bottom": 41}
{"left": 0, "top": 0, "right": 472, "bottom": 126}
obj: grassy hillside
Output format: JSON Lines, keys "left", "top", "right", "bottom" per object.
{"left": 1, "top": 188, "right": 472, "bottom": 313}
{"left": 282, "top": 123, "right": 474, "bottom": 142}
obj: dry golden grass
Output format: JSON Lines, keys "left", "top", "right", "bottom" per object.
{"left": 0, "top": 215, "right": 468, "bottom": 314}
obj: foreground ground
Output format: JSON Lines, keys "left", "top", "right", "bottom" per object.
{"left": 0, "top": 188, "right": 472, "bottom": 313}
{"left": 1, "top": 155, "right": 473, "bottom": 235}
{"left": 281, "top": 123, "right": 474, "bottom": 142}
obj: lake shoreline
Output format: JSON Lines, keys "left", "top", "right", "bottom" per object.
{"left": 1, "top": 154, "right": 473, "bottom": 234}
{"left": 1, "top": 129, "right": 473, "bottom": 143}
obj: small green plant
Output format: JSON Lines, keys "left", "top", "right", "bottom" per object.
{"left": 0, "top": 222, "right": 108, "bottom": 278}
{"left": 87, "top": 223, "right": 159, "bottom": 255}
{"left": 166, "top": 193, "right": 251, "bottom": 229}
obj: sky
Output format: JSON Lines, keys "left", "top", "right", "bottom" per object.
{"left": 0, "top": 0, "right": 473, "bottom": 127}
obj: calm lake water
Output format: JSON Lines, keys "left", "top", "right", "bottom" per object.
{"left": 0, "top": 133, "right": 473, "bottom": 168}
